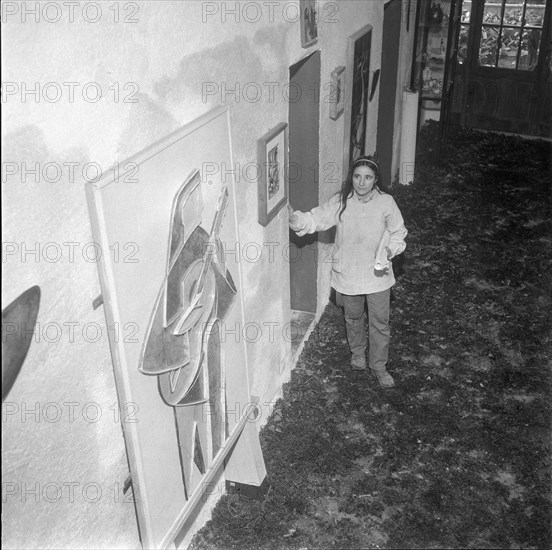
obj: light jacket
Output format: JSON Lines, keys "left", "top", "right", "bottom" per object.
{"left": 291, "top": 191, "right": 407, "bottom": 295}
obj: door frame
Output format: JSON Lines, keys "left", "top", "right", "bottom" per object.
{"left": 461, "top": 0, "right": 552, "bottom": 135}
{"left": 288, "top": 50, "right": 321, "bottom": 314}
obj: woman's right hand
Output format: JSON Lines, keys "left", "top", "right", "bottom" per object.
{"left": 288, "top": 204, "right": 301, "bottom": 231}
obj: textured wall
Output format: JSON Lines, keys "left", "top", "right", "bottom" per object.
{"left": 393, "top": 0, "right": 418, "bottom": 183}
{"left": 2, "top": 1, "right": 390, "bottom": 548}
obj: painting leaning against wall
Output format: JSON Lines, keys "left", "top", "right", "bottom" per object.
{"left": 85, "top": 106, "right": 266, "bottom": 549}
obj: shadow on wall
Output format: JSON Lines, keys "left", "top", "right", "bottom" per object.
{"left": 153, "top": 30, "right": 291, "bottom": 152}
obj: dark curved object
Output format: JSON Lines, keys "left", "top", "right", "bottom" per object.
{"left": 369, "top": 69, "right": 381, "bottom": 102}
{"left": 2, "top": 285, "right": 41, "bottom": 401}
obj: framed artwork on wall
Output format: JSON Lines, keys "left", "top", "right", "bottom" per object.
{"left": 300, "top": 0, "right": 318, "bottom": 48}
{"left": 343, "top": 24, "right": 372, "bottom": 179}
{"left": 257, "top": 122, "right": 288, "bottom": 227}
{"left": 329, "top": 66, "right": 346, "bottom": 120}
{"left": 86, "top": 106, "right": 266, "bottom": 549}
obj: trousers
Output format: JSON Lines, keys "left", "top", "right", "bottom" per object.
{"left": 342, "top": 289, "right": 391, "bottom": 371}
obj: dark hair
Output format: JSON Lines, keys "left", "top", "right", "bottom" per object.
{"left": 338, "top": 155, "right": 385, "bottom": 221}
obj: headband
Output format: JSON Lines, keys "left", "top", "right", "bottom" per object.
{"left": 353, "top": 158, "right": 379, "bottom": 170}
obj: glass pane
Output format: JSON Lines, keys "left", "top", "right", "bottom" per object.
{"left": 461, "top": 1, "right": 472, "bottom": 23}
{"left": 498, "top": 27, "right": 521, "bottom": 68}
{"left": 483, "top": 0, "right": 503, "bottom": 24}
{"left": 519, "top": 28, "right": 541, "bottom": 69}
{"left": 479, "top": 26, "right": 500, "bottom": 66}
{"left": 458, "top": 24, "right": 470, "bottom": 63}
{"left": 525, "top": 3, "right": 545, "bottom": 27}
{"left": 504, "top": 0, "right": 523, "bottom": 26}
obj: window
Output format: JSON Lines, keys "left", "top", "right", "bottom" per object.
{"left": 458, "top": 0, "right": 472, "bottom": 64}
{"left": 478, "top": 0, "right": 546, "bottom": 70}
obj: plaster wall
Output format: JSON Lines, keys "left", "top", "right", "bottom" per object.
{"left": 2, "top": 1, "right": 390, "bottom": 547}
{"left": 392, "top": 0, "right": 419, "bottom": 183}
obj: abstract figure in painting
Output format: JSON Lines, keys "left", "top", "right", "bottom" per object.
{"left": 139, "top": 170, "right": 237, "bottom": 494}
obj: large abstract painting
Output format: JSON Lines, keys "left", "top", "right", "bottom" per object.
{"left": 86, "top": 106, "right": 266, "bottom": 549}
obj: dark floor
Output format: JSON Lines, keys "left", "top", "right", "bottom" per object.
{"left": 190, "top": 123, "right": 552, "bottom": 550}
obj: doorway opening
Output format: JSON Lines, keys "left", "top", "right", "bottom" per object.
{"left": 288, "top": 51, "right": 320, "bottom": 356}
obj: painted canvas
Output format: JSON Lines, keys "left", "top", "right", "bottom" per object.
{"left": 267, "top": 143, "right": 280, "bottom": 200}
{"left": 343, "top": 25, "right": 372, "bottom": 175}
{"left": 350, "top": 28, "right": 371, "bottom": 164}
{"left": 257, "top": 123, "right": 288, "bottom": 226}
{"left": 86, "top": 106, "right": 266, "bottom": 549}
{"left": 330, "top": 66, "right": 346, "bottom": 120}
{"left": 300, "top": 0, "right": 318, "bottom": 47}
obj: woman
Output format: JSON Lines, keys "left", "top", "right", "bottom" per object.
{"left": 289, "top": 156, "right": 407, "bottom": 388}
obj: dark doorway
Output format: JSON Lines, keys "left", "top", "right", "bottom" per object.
{"left": 289, "top": 51, "right": 320, "bottom": 323}
{"left": 377, "top": 0, "right": 401, "bottom": 185}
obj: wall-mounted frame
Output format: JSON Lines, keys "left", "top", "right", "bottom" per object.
{"left": 300, "top": 0, "right": 318, "bottom": 48}
{"left": 257, "top": 122, "right": 288, "bottom": 227}
{"left": 343, "top": 24, "right": 373, "bottom": 180}
{"left": 329, "top": 66, "right": 346, "bottom": 120}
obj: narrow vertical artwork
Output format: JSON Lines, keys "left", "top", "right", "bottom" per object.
{"left": 349, "top": 29, "right": 372, "bottom": 165}
{"left": 300, "top": 0, "right": 318, "bottom": 47}
{"left": 343, "top": 25, "right": 373, "bottom": 178}
{"left": 86, "top": 106, "right": 265, "bottom": 549}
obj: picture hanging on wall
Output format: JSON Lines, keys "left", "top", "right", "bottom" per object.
{"left": 343, "top": 24, "right": 372, "bottom": 178}
{"left": 257, "top": 122, "right": 288, "bottom": 227}
{"left": 329, "top": 66, "right": 346, "bottom": 120}
{"left": 300, "top": 0, "right": 318, "bottom": 48}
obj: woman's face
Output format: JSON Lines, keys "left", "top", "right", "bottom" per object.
{"left": 352, "top": 165, "right": 377, "bottom": 197}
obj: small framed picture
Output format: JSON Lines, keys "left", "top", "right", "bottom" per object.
{"left": 330, "top": 66, "right": 346, "bottom": 120}
{"left": 257, "top": 123, "right": 288, "bottom": 227}
{"left": 300, "top": 0, "right": 318, "bottom": 48}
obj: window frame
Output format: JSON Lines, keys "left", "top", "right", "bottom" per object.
{"left": 474, "top": 0, "right": 546, "bottom": 72}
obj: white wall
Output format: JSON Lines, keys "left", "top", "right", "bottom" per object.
{"left": 2, "top": 1, "right": 392, "bottom": 547}
{"left": 392, "top": 0, "right": 419, "bottom": 183}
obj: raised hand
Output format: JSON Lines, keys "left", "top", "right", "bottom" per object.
{"left": 288, "top": 203, "right": 301, "bottom": 231}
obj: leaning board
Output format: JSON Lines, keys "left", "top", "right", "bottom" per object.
{"left": 86, "top": 106, "right": 265, "bottom": 549}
